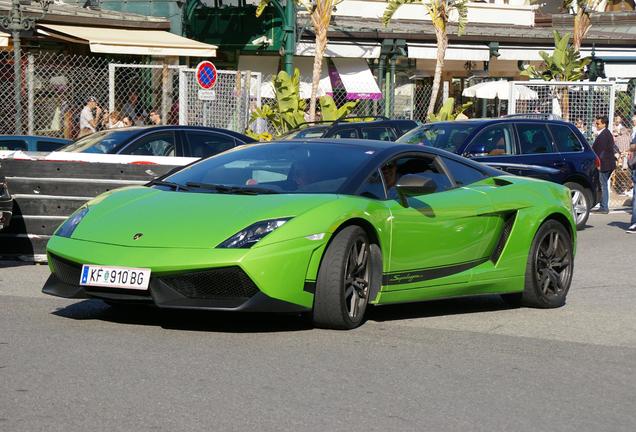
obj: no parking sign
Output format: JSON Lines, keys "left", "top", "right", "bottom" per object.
{"left": 195, "top": 61, "right": 218, "bottom": 90}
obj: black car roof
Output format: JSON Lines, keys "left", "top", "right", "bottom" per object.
{"left": 271, "top": 138, "right": 501, "bottom": 175}
{"left": 428, "top": 118, "right": 576, "bottom": 127}
{"left": 114, "top": 125, "right": 255, "bottom": 142}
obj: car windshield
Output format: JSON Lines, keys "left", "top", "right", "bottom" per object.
{"left": 397, "top": 123, "right": 476, "bottom": 153}
{"left": 58, "top": 129, "right": 140, "bottom": 154}
{"left": 163, "top": 142, "right": 377, "bottom": 194}
{"left": 281, "top": 126, "right": 330, "bottom": 140}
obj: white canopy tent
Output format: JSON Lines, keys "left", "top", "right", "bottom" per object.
{"left": 462, "top": 81, "right": 538, "bottom": 100}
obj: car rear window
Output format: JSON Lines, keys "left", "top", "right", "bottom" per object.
{"left": 361, "top": 127, "right": 396, "bottom": 141}
{"left": 549, "top": 125, "right": 584, "bottom": 153}
{"left": 0, "top": 140, "right": 28, "bottom": 151}
{"left": 398, "top": 124, "right": 476, "bottom": 153}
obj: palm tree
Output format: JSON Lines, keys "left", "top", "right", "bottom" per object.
{"left": 561, "top": 0, "right": 603, "bottom": 52}
{"left": 257, "top": 0, "right": 338, "bottom": 122}
{"left": 383, "top": 0, "right": 467, "bottom": 115}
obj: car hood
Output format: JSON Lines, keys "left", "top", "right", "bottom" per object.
{"left": 72, "top": 186, "right": 336, "bottom": 249}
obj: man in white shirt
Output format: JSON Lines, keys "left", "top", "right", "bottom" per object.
{"left": 78, "top": 96, "right": 102, "bottom": 138}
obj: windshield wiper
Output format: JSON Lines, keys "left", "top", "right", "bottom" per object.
{"left": 185, "top": 182, "right": 279, "bottom": 195}
{"left": 147, "top": 179, "right": 190, "bottom": 191}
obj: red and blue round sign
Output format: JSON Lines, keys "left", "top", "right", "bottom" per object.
{"left": 195, "top": 61, "right": 217, "bottom": 90}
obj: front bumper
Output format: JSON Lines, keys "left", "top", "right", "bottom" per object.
{"left": 43, "top": 235, "right": 324, "bottom": 312}
{"left": 43, "top": 272, "right": 307, "bottom": 313}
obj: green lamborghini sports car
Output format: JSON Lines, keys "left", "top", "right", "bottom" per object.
{"left": 44, "top": 140, "right": 576, "bottom": 329}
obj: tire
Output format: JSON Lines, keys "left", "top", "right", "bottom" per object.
{"left": 312, "top": 226, "right": 378, "bottom": 330}
{"left": 564, "top": 182, "right": 591, "bottom": 231}
{"left": 500, "top": 292, "right": 522, "bottom": 307}
{"left": 520, "top": 220, "right": 574, "bottom": 308}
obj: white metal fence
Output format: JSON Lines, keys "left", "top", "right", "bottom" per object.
{"left": 0, "top": 51, "right": 430, "bottom": 139}
{"left": 179, "top": 68, "right": 258, "bottom": 131}
{"left": 509, "top": 81, "right": 634, "bottom": 209}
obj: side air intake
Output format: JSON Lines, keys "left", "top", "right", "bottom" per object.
{"left": 491, "top": 212, "right": 517, "bottom": 263}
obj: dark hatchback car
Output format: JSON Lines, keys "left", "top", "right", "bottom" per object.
{"left": 57, "top": 126, "right": 255, "bottom": 158}
{"left": 282, "top": 118, "right": 419, "bottom": 142}
{"left": 398, "top": 118, "right": 600, "bottom": 230}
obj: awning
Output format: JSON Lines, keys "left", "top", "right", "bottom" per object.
{"left": 296, "top": 42, "right": 380, "bottom": 59}
{"left": 294, "top": 56, "right": 333, "bottom": 99}
{"left": 496, "top": 46, "right": 636, "bottom": 62}
{"left": 38, "top": 24, "right": 217, "bottom": 57}
{"left": 237, "top": 55, "right": 332, "bottom": 99}
{"left": 0, "top": 31, "right": 9, "bottom": 48}
{"left": 604, "top": 63, "right": 636, "bottom": 78}
{"left": 408, "top": 43, "right": 490, "bottom": 61}
{"left": 331, "top": 58, "right": 381, "bottom": 100}
{"left": 498, "top": 46, "right": 551, "bottom": 61}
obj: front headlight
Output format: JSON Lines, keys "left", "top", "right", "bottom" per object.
{"left": 217, "top": 218, "right": 292, "bottom": 249}
{"left": 55, "top": 206, "right": 89, "bottom": 238}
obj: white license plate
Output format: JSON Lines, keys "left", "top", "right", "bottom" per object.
{"left": 80, "top": 265, "right": 151, "bottom": 290}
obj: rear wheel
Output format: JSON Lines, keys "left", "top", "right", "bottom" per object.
{"left": 520, "top": 220, "right": 574, "bottom": 308}
{"left": 313, "top": 226, "right": 376, "bottom": 330}
{"left": 564, "top": 182, "right": 591, "bottom": 230}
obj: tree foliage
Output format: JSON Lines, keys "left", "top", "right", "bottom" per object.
{"left": 520, "top": 31, "right": 591, "bottom": 81}
{"left": 246, "top": 69, "right": 358, "bottom": 140}
{"left": 426, "top": 97, "right": 472, "bottom": 122}
{"left": 382, "top": 0, "right": 468, "bottom": 115}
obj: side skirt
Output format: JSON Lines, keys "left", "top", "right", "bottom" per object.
{"left": 374, "top": 276, "right": 524, "bottom": 305}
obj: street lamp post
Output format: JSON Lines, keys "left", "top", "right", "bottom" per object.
{"left": 267, "top": 0, "right": 295, "bottom": 76}
{"left": 1, "top": 0, "right": 52, "bottom": 134}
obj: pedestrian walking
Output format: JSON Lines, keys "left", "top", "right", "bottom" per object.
{"left": 78, "top": 96, "right": 102, "bottom": 138}
{"left": 592, "top": 115, "right": 616, "bottom": 214}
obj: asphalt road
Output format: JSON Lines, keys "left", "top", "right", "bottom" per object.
{"left": 1, "top": 212, "right": 635, "bottom": 432}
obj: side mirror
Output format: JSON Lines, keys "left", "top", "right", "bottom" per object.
{"left": 396, "top": 174, "right": 437, "bottom": 207}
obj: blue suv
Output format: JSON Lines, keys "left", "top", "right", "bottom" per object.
{"left": 398, "top": 117, "right": 601, "bottom": 230}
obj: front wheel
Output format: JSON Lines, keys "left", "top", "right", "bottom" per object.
{"left": 313, "top": 226, "right": 379, "bottom": 330}
{"left": 520, "top": 220, "right": 574, "bottom": 308}
{"left": 564, "top": 182, "right": 591, "bottom": 230}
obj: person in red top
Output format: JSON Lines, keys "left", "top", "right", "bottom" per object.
{"left": 592, "top": 115, "right": 616, "bottom": 214}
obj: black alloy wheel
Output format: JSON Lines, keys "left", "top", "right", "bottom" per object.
{"left": 517, "top": 219, "right": 574, "bottom": 308}
{"left": 313, "top": 226, "right": 376, "bottom": 329}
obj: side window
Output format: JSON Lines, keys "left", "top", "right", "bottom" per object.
{"left": 361, "top": 127, "right": 395, "bottom": 141}
{"left": 465, "top": 124, "right": 515, "bottom": 156}
{"left": 330, "top": 128, "right": 358, "bottom": 139}
{"left": 440, "top": 157, "right": 488, "bottom": 187}
{"left": 122, "top": 132, "right": 176, "bottom": 156}
{"left": 186, "top": 131, "right": 236, "bottom": 158}
{"left": 37, "top": 141, "right": 65, "bottom": 152}
{"left": 358, "top": 169, "right": 386, "bottom": 200}
{"left": 549, "top": 125, "right": 584, "bottom": 153}
{"left": 0, "top": 140, "right": 28, "bottom": 151}
{"left": 380, "top": 155, "right": 453, "bottom": 199}
{"left": 516, "top": 124, "right": 555, "bottom": 154}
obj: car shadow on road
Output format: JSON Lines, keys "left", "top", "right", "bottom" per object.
{"left": 52, "top": 295, "right": 517, "bottom": 332}
{"left": 0, "top": 260, "right": 39, "bottom": 269}
{"left": 52, "top": 299, "right": 313, "bottom": 333}
{"left": 366, "top": 295, "right": 516, "bottom": 323}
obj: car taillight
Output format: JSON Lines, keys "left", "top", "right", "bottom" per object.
{"left": 594, "top": 155, "right": 601, "bottom": 170}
